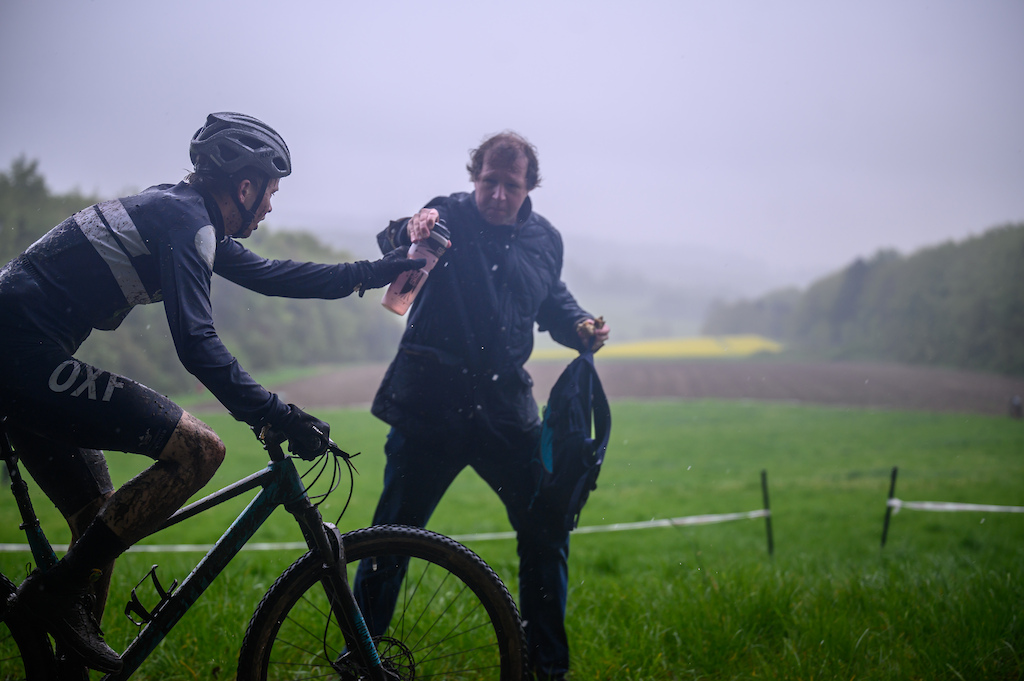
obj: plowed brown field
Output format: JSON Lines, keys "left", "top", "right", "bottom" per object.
{"left": 209, "top": 360, "right": 1024, "bottom": 417}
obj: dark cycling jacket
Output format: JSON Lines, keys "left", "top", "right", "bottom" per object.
{"left": 371, "top": 191, "right": 592, "bottom": 441}
{"left": 0, "top": 181, "right": 363, "bottom": 427}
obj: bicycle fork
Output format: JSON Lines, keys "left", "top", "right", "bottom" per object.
{"left": 287, "top": 499, "right": 390, "bottom": 681}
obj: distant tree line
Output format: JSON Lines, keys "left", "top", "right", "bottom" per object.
{"left": 0, "top": 157, "right": 101, "bottom": 264}
{"left": 703, "top": 223, "right": 1024, "bottom": 376}
{"left": 0, "top": 157, "right": 402, "bottom": 395}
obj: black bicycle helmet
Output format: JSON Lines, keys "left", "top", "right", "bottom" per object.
{"left": 189, "top": 112, "right": 291, "bottom": 179}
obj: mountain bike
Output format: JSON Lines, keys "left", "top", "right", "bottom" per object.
{"left": 0, "top": 418, "right": 526, "bottom": 680}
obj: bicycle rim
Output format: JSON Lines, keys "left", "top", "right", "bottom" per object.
{"left": 238, "top": 524, "right": 526, "bottom": 681}
{"left": 0, "top": 575, "right": 56, "bottom": 681}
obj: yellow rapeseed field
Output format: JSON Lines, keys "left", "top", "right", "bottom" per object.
{"left": 530, "top": 334, "right": 783, "bottom": 360}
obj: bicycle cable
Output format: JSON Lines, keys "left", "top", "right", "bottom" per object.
{"left": 296, "top": 444, "right": 359, "bottom": 523}
{"left": 300, "top": 453, "right": 338, "bottom": 507}
{"left": 332, "top": 452, "right": 358, "bottom": 524}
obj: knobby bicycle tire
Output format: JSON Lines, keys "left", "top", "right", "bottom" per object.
{"left": 0, "top": 574, "right": 56, "bottom": 681}
{"left": 237, "top": 524, "right": 526, "bottom": 681}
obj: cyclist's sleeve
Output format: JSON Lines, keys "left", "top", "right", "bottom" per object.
{"left": 159, "top": 225, "right": 288, "bottom": 427}
{"left": 213, "top": 238, "right": 362, "bottom": 298}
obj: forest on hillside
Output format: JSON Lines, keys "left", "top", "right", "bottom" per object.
{"left": 703, "top": 223, "right": 1024, "bottom": 376}
{"left": 7, "top": 156, "right": 1023, "bottom": 389}
{"left": 0, "top": 157, "right": 404, "bottom": 395}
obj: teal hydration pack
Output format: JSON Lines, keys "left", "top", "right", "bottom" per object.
{"left": 530, "top": 350, "right": 612, "bottom": 532}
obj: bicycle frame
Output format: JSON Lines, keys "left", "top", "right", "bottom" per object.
{"left": 2, "top": 431, "right": 387, "bottom": 681}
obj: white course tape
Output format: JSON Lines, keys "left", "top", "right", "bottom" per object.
{"left": 450, "top": 510, "right": 771, "bottom": 542}
{"left": 0, "top": 510, "right": 771, "bottom": 553}
{"left": 575, "top": 509, "right": 770, "bottom": 533}
{"left": 888, "top": 498, "right": 1024, "bottom": 514}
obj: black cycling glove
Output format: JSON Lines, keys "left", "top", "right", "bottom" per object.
{"left": 353, "top": 249, "right": 426, "bottom": 297}
{"left": 274, "top": 404, "right": 331, "bottom": 460}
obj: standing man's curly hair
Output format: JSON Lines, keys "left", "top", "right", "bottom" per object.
{"left": 467, "top": 131, "right": 542, "bottom": 191}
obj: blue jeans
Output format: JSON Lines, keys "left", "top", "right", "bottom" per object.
{"left": 353, "top": 426, "right": 571, "bottom": 679}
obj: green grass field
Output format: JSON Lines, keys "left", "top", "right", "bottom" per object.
{"left": 2, "top": 400, "right": 1022, "bottom": 680}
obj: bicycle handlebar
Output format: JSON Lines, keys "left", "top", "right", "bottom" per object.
{"left": 259, "top": 425, "right": 351, "bottom": 463}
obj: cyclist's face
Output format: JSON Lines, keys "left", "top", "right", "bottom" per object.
{"left": 233, "top": 177, "right": 280, "bottom": 238}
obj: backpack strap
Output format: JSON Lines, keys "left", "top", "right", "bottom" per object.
{"left": 581, "top": 351, "right": 611, "bottom": 468}
{"left": 563, "top": 351, "right": 611, "bottom": 530}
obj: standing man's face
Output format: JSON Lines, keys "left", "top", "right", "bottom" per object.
{"left": 473, "top": 152, "right": 530, "bottom": 226}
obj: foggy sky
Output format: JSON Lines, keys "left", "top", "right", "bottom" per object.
{"left": 2, "top": 0, "right": 1023, "bottom": 290}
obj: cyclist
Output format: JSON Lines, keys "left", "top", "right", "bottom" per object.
{"left": 0, "top": 112, "right": 423, "bottom": 673}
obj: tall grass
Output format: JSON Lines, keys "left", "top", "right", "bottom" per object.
{"left": 2, "top": 401, "right": 1022, "bottom": 680}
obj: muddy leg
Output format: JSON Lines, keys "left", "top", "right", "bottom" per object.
{"left": 97, "top": 412, "right": 225, "bottom": 546}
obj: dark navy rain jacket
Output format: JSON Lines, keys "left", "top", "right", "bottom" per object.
{"left": 371, "top": 191, "right": 593, "bottom": 442}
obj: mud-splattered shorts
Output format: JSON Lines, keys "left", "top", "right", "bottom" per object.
{"left": 0, "top": 333, "right": 183, "bottom": 518}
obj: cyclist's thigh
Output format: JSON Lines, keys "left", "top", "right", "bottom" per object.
{"left": 1, "top": 342, "right": 183, "bottom": 513}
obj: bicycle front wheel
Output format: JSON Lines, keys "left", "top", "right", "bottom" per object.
{"left": 1, "top": 574, "right": 56, "bottom": 681}
{"left": 238, "top": 524, "right": 526, "bottom": 681}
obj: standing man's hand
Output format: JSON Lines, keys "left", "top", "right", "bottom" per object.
{"left": 576, "top": 316, "right": 610, "bottom": 352}
{"left": 407, "top": 208, "right": 440, "bottom": 243}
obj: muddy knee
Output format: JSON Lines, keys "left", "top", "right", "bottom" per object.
{"left": 95, "top": 414, "right": 225, "bottom": 544}
{"left": 158, "top": 412, "right": 226, "bottom": 490}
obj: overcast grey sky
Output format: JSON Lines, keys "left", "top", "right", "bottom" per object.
{"left": 3, "top": 0, "right": 1022, "bottom": 287}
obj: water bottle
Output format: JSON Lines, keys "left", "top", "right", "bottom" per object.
{"left": 381, "top": 220, "right": 451, "bottom": 315}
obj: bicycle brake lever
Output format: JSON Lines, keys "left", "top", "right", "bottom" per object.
{"left": 258, "top": 425, "right": 288, "bottom": 460}
{"left": 327, "top": 440, "right": 362, "bottom": 472}
{"left": 326, "top": 439, "right": 356, "bottom": 460}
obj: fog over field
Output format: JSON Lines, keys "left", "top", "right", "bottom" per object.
{"left": 3, "top": 1, "right": 1022, "bottom": 337}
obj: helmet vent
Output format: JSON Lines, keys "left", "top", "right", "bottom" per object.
{"left": 238, "top": 135, "right": 262, "bottom": 152}
{"left": 219, "top": 146, "right": 240, "bottom": 162}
